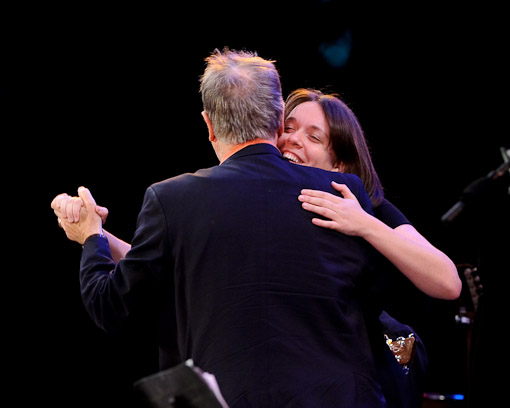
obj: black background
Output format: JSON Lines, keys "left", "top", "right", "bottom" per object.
{"left": 7, "top": 2, "right": 509, "bottom": 406}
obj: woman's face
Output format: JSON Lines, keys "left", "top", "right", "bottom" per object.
{"left": 277, "top": 101, "right": 339, "bottom": 171}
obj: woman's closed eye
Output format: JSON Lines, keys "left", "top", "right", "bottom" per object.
{"left": 308, "top": 133, "right": 322, "bottom": 143}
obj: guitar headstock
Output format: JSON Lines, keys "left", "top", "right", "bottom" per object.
{"left": 456, "top": 263, "right": 483, "bottom": 326}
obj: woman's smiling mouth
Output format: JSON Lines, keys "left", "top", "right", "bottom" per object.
{"left": 282, "top": 151, "right": 304, "bottom": 164}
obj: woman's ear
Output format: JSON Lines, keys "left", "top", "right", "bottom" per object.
{"left": 332, "top": 162, "right": 346, "bottom": 173}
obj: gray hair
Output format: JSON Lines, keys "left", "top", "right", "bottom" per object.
{"left": 200, "top": 48, "right": 284, "bottom": 144}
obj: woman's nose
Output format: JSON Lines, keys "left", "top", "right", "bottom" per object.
{"left": 287, "top": 130, "right": 303, "bottom": 147}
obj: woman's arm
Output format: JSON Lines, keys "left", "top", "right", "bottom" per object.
{"left": 102, "top": 229, "right": 131, "bottom": 263}
{"left": 298, "top": 181, "right": 462, "bottom": 300}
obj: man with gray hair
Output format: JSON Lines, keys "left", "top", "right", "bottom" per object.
{"left": 52, "top": 48, "right": 386, "bottom": 407}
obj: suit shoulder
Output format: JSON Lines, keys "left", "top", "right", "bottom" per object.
{"left": 148, "top": 166, "right": 217, "bottom": 195}
{"left": 331, "top": 171, "right": 364, "bottom": 188}
{"left": 155, "top": 166, "right": 216, "bottom": 186}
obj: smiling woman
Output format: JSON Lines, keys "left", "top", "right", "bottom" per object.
{"left": 278, "top": 87, "right": 461, "bottom": 408}
{"left": 280, "top": 88, "right": 460, "bottom": 299}
{"left": 279, "top": 101, "right": 339, "bottom": 171}
{"left": 279, "top": 88, "right": 385, "bottom": 206}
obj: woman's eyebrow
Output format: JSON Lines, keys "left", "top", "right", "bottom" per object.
{"left": 285, "top": 117, "right": 326, "bottom": 136}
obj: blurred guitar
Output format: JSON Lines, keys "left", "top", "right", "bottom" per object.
{"left": 457, "top": 263, "right": 483, "bottom": 316}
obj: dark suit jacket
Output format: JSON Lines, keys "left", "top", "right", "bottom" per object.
{"left": 80, "top": 143, "right": 386, "bottom": 407}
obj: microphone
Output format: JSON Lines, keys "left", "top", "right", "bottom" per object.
{"left": 441, "top": 147, "right": 510, "bottom": 223}
{"left": 441, "top": 177, "right": 492, "bottom": 223}
{"left": 441, "top": 201, "right": 464, "bottom": 224}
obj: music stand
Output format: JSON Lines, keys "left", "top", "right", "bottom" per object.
{"left": 134, "top": 360, "right": 228, "bottom": 408}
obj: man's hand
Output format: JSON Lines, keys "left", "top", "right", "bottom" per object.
{"left": 51, "top": 193, "right": 83, "bottom": 223}
{"left": 52, "top": 187, "right": 104, "bottom": 245}
{"left": 51, "top": 192, "right": 109, "bottom": 224}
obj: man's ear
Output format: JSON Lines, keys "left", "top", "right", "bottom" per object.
{"left": 202, "top": 111, "right": 216, "bottom": 142}
{"left": 277, "top": 111, "right": 285, "bottom": 138}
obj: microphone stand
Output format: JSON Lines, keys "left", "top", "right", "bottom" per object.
{"left": 440, "top": 147, "right": 509, "bottom": 408}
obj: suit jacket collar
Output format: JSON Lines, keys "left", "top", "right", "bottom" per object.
{"left": 222, "top": 143, "right": 282, "bottom": 164}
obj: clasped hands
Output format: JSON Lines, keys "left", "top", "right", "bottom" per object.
{"left": 51, "top": 187, "right": 109, "bottom": 245}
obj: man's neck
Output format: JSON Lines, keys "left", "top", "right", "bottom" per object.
{"left": 219, "top": 139, "right": 277, "bottom": 164}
